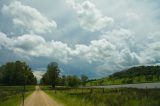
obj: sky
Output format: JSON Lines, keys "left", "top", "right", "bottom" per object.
{"left": 0, "top": 0, "right": 160, "bottom": 80}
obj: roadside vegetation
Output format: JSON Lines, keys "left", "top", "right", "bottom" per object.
{"left": 40, "top": 62, "right": 88, "bottom": 87}
{"left": 0, "top": 61, "right": 37, "bottom": 106}
{"left": 1, "top": 60, "right": 160, "bottom": 106}
{"left": 0, "top": 86, "right": 35, "bottom": 106}
{"left": 0, "top": 61, "right": 37, "bottom": 85}
{"left": 87, "top": 65, "right": 160, "bottom": 86}
{"left": 40, "top": 64, "right": 160, "bottom": 106}
{"left": 42, "top": 86, "right": 160, "bottom": 106}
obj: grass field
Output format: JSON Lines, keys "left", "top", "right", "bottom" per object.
{"left": 86, "top": 76, "right": 160, "bottom": 86}
{"left": 42, "top": 86, "right": 160, "bottom": 106}
{"left": 0, "top": 85, "right": 35, "bottom": 106}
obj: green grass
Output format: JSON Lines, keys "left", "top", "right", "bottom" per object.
{"left": 86, "top": 76, "right": 160, "bottom": 86}
{"left": 41, "top": 86, "right": 92, "bottom": 106}
{"left": 0, "top": 85, "right": 35, "bottom": 106}
{"left": 0, "top": 91, "right": 32, "bottom": 106}
{"left": 42, "top": 86, "right": 160, "bottom": 106}
{"left": 46, "top": 90, "right": 92, "bottom": 106}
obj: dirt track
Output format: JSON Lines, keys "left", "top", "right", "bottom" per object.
{"left": 21, "top": 86, "right": 63, "bottom": 106}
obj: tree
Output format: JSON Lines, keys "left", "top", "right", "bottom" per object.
{"left": 0, "top": 61, "right": 37, "bottom": 85}
{"left": 66, "top": 75, "right": 80, "bottom": 87}
{"left": 0, "top": 69, "right": 3, "bottom": 84}
{"left": 81, "top": 74, "right": 88, "bottom": 86}
{"left": 47, "top": 62, "right": 60, "bottom": 88}
{"left": 58, "top": 75, "right": 66, "bottom": 86}
{"left": 40, "top": 73, "right": 49, "bottom": 85}
{"left": 0, "top": 65, "right": 5, "bottom": 84}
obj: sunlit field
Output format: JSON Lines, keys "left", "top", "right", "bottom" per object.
{"left": 42, "top": 86, "right": 160, "bottom": 106}
{"left": 0, "top": 86, "right": 35, "bottom": 106}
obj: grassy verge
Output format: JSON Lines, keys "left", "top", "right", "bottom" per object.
{"left": 0, "top": 85, "right": 35, "bottom": 106}
{"left": 45, "top": 90, "right": 92, "bottom": 106}
{"left": 0, "top": 91, "right": 32, "bottom": 106}
{"left": 86, "top": 76, "right": 160, "bottom": 86}
{"left": 41, "top": 86, "right": 90, "bottom": 106}
{"left": 42, "top": 86, "right": 160, "bottom": 106}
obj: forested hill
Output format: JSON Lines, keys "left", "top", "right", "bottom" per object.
{"left": 109, "top": 66, "right": 160, "bottom": 79}
{"left": 87, "top": 66, "right": 160, "bottom": 86}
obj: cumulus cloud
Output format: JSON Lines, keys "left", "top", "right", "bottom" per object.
{"left": 118, "top": 49, "right": 140, "bottom": 66}
{"left": 100, "top": 28, "right": 160, "bottom": 69}
{"left": 1, "top": 1, "right": 57, "bottom": 34}
{"left": 140, "top": 35, "right": 160, "bottom": 64}
{"left": 101, "top": 28, "right": 135, "bottom": 51}
{"left": 0, "top": 0, "right": 160, "bottom": 78}
{"left": 33, "top": 71, "right": 45, "bottom": 81}
{"left": 0, "top": 32, "right": 13, "bottom": 47}
{"left": 66, "top": 0, "right": 114, "bottom": 32}
{"left": 0, "top": 32, "right": 71, "bottom": 63}
{"left": 1, "top": 28, "right": 159, "bottom": 71}
{"left": 0, "top": 32, "right": 116, "bottom": 63}
{"left": 73, "top": 39, "right": 116, "bottom": 63}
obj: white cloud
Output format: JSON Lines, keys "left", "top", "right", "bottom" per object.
{"left": 73, "top": 39, "right": 116, "bottom": 63}
{"left": 0, "top": 0, "right": 160, "bottom": 78}
{"left": 101, "top": 28, "right": 134, "bottom": 49}
{"left": 126, "top": 12, "right": 140, "bottom": 21}
{"left": 118, "top": 49, "right": 140, "bottom": 66}
{"left": 0, "top": 32, "right": 71, "bottom": 63}
{"left": 0, "top": 31, "right": 116, "bottom": 65}
{"left": 14, "top": 34, "right": 46, "bottom": 51}
{"left": 0, "top": 32, "right": 13, "bottom": 47}
{"left": 0, "top": 32, "right": 117, "bottom": 63}
{"left": 140, "top": 42, "right": 160, "bottom": 64}
{"left": 66, "top": 0, "right": 114, "bottom": 32}
{"left": 33, "top": 71, "right": 46, "bottom": 81}
{"left": 1, "top": 28, "right": 157, "bottom": 69}
{"left": 1, "top": 1, "right": 57, "bottom": 34}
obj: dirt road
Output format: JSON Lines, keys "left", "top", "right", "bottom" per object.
{"left": 21, "top": 86, "right": 63, "bottom": 106}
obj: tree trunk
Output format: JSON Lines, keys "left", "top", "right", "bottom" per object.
{"left": 52, "top": 81, "right": 55, "bottom": 88}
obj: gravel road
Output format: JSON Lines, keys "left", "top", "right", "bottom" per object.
{"left": 20, "top": 86, "right": 63, "bottom": 106}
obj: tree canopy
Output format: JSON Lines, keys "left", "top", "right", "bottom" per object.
{"left": 0, "top": 61, "right": 37, "bottom": 85}
{"left": 81, "top": 74, "right": 88, "bottom": 86}
{"left": 40, "top": 62, "right": 87, "bottom": 87}
{"left": 110, "top": 65, "right": 160, "bottom": 79}
{"left": 40, "top": 62, "right": 60, "bottom": 88}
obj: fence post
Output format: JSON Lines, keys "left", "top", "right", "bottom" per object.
{"left": 22, "top": 91, "right": 24, "bottom": 106}
{"left": 54, "top": 88, "right": 56, "bottom": 94}
{"left": 145, "top": 86, "right": 148, "bottom": 98}
{"left": 90, "top": 88, "right": 93, "bottom": 94}
{"left": 102, "top": 88, "right": 105, "bottom": 93}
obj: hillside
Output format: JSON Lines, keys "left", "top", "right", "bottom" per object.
{"left": 87, "top": 65, "right": 160, "bottom": 86}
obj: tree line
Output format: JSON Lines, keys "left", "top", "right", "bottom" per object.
{"left": 0, "top": 61, "right": 37, "bottom": 85}
{"left": 86, "top": 65, "right": 160, "bottom": 86}
{"left": 40, "top": 62, "right": 88, "bottom": 87}
{"left": 110, "top": 66, "right": 160, "bottom": 79}
{"left": 0, "top": 61, "right": 88, "bottom": 87}
{"left": 107, "top": 65, "right": 160, "bottom": 84}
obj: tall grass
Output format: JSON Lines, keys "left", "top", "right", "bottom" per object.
{"left": 0, "top": 85, "right": 35, "bottom": 106}
{"left": 86, "top": 76, "right": 160, "bottom": 86}
{"left": 42, "top": 86, "right": 160, "bottom": 106}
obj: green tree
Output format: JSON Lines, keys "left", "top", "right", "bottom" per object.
{"left": 47, "top": 62, "right": 60, "bottom": 88}
{"left": 0, "top": 61, "right": 37, "bottom": 85}
{"left": 58, "top": 75, "right": 66, "bottom": 86}
{"left": 40, "top": 73, "right": 49, "bottom": 85}
{"left": 66, "top": 75, "right": 80, "bottom": 87}
{"left": 81, "top": 74, "right": 88, "bottom": 86}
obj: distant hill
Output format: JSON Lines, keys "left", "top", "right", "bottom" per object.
{"left": 87, "top": 65, "right": 160, "bottom": 86}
